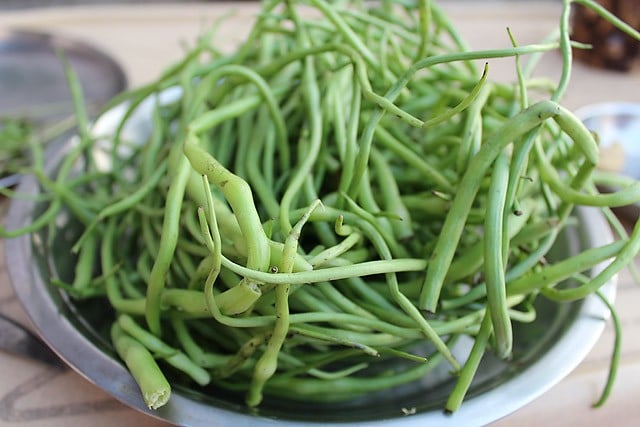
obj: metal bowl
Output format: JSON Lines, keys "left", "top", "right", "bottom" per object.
{"left": 0, "top": 29, "right": 127, "bottom": 121}
{"left": 576, "top": 102, "right": 640, "bottom": 219}
{"left": 4, "top": 99, "right": 617, "bottom": 426}
{"left": 0, "top": 29, "right": 128, "bottom": 189}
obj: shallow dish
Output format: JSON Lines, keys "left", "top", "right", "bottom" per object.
{"left": 4, "top": 96, "right": 617, "bottom": 425}
{"left": 576, "top": 102, "right": 640, "bottom": 181}
{"left": 576, "top": 102, "right": 640, "bottom": 219}
{"left": 0, "top": 29, "right": 127, "bottom": 189}
{"left": 0, "top": 29, "right": 127, "bottom": 121}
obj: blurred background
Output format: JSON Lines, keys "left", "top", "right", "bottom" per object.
{"left": 0, "top": 0, "right": 207, "bottom": 9}
{"left": 0, "top": 0, "right": 545, "bottom": 10}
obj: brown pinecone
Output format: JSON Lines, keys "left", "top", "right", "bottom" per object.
{"left": 571, "top": 0, "right": 640, "bottom": 71}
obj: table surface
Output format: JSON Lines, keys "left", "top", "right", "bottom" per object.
{"left": 0, "top": 2, "right": 639, "bottom": 426}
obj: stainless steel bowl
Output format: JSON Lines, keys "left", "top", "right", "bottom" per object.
{"left": 576, "top": 102, "right": 640, "bottom": 219}
{"left": 4, "top": 98, "right": 618, "bottom": 426}
{"left": 0, "top": 29, "right": 127, "bottom": 189}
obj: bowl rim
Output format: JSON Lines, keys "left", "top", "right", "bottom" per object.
{"left": 574, "top": 101, "right": 640, "bottom": 121}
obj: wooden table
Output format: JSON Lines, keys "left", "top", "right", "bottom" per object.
{"left": 0, "top": 2, "right": 639, "bottom": 426}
